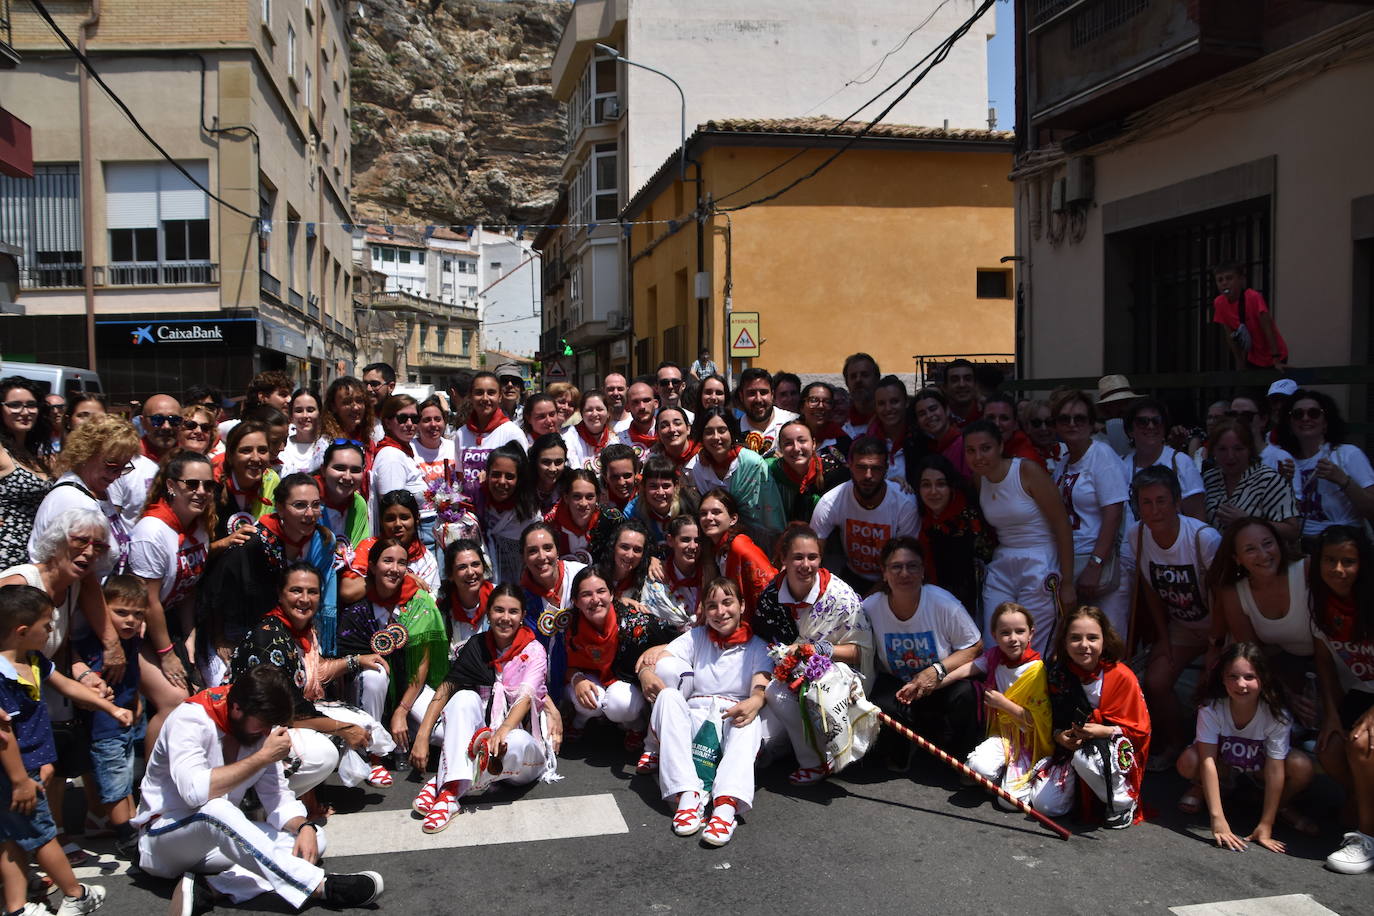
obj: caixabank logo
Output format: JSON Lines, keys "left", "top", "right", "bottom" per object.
{"left": 130, "top": 323, "right": 226, "bottom": 344}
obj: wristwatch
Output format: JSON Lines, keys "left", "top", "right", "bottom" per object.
{"left": 1088, "top": 554, "right": 1104, "bottom": 566}
{"left": 932, "top": 661, "right": 948, "bottom": 683}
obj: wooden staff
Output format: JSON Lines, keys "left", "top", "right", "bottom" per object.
{"left": 877, "top": 711, "right": 1071, "bottom": 841}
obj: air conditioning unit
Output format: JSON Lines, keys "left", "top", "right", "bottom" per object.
{"left": 603, "top": 95, "right": 622, "bottom": 120}
{"left": 308, "top": 293, "right": 320, "bottom": 307}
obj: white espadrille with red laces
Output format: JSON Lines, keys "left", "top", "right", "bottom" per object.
{"left": 702, "top": 797, "right": 740, "bottom": 847}
{"left": 421, "top": 786, "right": 460, "bottom": 834}
{"left": 635, "top": 751, "right": 658, "bottom": 773}
{"left": 413, "top": 776, "right": 439, "bottom": 815}
{"left": 671, "top": 791, "right": 706, "bottom": 836}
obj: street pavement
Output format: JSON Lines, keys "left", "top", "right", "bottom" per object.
{"left": 67, "top": 726, "right": 1369, "bottom": 915}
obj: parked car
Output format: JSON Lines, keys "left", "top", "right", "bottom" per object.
{"left": 0, "top": 361, "right": 103, "bottom": 402}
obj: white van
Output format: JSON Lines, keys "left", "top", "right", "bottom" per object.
{"left": 0, "top": 362, "right": 104, "bottom": 401}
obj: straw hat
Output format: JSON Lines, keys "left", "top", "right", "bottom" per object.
{"left": 1096, "top": 374, "right": 1143, "bottom": 404}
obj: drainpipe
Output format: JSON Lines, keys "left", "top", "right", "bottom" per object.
{"left": 78, "top": 0, "right": 101, "bottom": 370}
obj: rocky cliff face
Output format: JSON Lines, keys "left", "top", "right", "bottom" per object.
{"left": 349, "top": 0, "right": 569, "bottom": 227}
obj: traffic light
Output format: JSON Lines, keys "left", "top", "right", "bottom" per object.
{"left": 561, "top": 338, "right": 573, "bottom": 356}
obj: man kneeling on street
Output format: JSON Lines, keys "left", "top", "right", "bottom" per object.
{"left": 133, "top": 665, "right": 383, "bottom": 914}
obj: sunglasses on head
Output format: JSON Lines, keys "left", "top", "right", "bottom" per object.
{"left": 330, "top": 438, "right": 364, "bottom": 448}
{"left": 148, "top": 413, "right": 183, "bottom": 428}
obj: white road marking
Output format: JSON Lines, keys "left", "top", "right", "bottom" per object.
{"left": 1170, "top": 895, "right": 1341, "bottom": 916}
{"left": 321, "top": 792, "right": 628, "bottom": 858}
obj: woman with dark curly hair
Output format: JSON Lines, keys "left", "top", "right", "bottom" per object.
{"left": 1276, "top": 389, "right": 1374, "bottom": 552}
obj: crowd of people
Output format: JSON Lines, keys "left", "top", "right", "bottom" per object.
{"left": 0, "top": 297, "right": 1370, "bottom": 911}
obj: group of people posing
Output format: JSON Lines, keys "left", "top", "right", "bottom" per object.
{"left": 0, "top": 344, "right": 1370, "bottom": 914}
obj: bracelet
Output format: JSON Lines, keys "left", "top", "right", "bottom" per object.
{"left": 811, "top": 639, "right": 834, "bottom": 658}
{"left": 346, "top": 655, "right": 360, "bottom": 676}
{"left": 76, "top": 670, "right": 94, "bottom": 683}
{"left": 156, "top": 643, "right": 175, "bottom": 656}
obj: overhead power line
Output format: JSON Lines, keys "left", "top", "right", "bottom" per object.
{"left": 30, "top": 0, "right": 259, "bottom": 221}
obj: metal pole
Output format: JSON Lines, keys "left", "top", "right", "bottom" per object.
{"left": 595, "top": 44, "right": 687, "bottom": 180}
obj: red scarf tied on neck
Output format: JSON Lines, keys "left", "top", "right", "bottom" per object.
{"left": 488, "top": 626, "right": 536, "bottom": 676}
{"left": 780, "top": 454, "right": 823, "bottom": 494}
{"left": 450, "top": 581, "right": 494, "bottom": 630}
{"left": 782, "top": 567, "right": 831, "bottom": 619}
{"left": 575, "top": 422, "right": 611, "bottom": 453}
{"left": 662, "top": 439, "right": 702, "bottom": 473}
{"left": 552, "top": 498, "right": 600, "bottom": 540}
{"left": 259, "top": 513, "right": 313, "bottom": 553}
{"left": 566, "top": 605, "right": 620, "bottom": 685}
{"left": 707, "top": 615, "right": 754, "bottom": 648}
{"left": 481, "top": 478, "right": 516, "bottom": 513}
{"left": 466, "top": 408, "right": 511, "bottom": 446}
{"left": 521, "top": 561, "right": 567, "bottom": 605}
{"left": 626, "top": 423, "right": 657, "bottom": 449}
{"left": 264, "top": 606, "right": 324, "bottom": 701}
{"left": 367, "top": 573, "right": 420, "bottom": 613}
{"left": 702, "top": 445, "right": 742, "bottom": 480}
{"left": 377, "top": 434, "right": 414, "bottom": 459}
{"left": 847, "top": 405, "right": 873, "bottom": 428}
{"left": 185, "top": 686, "right": 232, "bottom": 734}
{"left": 224, "top": 468, "right": 271, "bottom": 512}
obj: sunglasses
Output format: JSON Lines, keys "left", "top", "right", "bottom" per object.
{"left": 1132, "top": 416, "right": 1163, "bottom": 427}
{"left": 1290, "top": 407, "right": 1325, "bottom": 421}
{"left": 1027, "top": 417, "right": 1051, "bottom": 429}
{"left": 172, "top": 477, "right": 219, "bottom": 493}
{"left": 364, "top": 379, "right": 385, "bottom": 388}
{"left": 1055, "top": 414, "right": 1090, "bottom": 426}
{"left": 181, "top": 420, "right": 214, "bottom": 433}
{"left": 330, "top": 438, "right": 365, "bottom": 448}
{"left": 1223, "top": 410, "right": 1256, "bottom": 421}
{"left": 657, "top": 378, "right": 683, "bottom": 387}
{"left": 393, "top": 413, "right": 419, "bottom": 424}
{"left": 148, "top": 413, "right": 183, "bottom": 428}
{"left": 2, "top": 401, "right": 39, "bottom": 411}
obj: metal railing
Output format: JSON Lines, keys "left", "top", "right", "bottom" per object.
{"left": 418, "top": 350, "right": 464, "bottom": 369}
{"left": 260, "top": 270, "right": 282, "bottom": 298}
{"left": 19, "top": 264, "right": 84, "bottom": 288}
{"left": 107, "top": 261, "right": 217, "bottom": 286}
{"left": 288, "top": 288, "right": 305, "bottom": 311}
{"left": 912, "top": 352, "right": 1016, "bottom": 390}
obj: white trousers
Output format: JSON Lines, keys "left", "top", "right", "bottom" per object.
{"left": 355, "top": 668, "right": 433, "bottom": 742}
{"left": 966, "top": 736, "right": 1039, "bottom": 808}
{"left": 564, "top": 678, "right": 645, "bottom": 729}
{"left": 761, "top": 679, "right": 822, "bottom": 769}
{"left": 434, "top": 690, "right": 545, "bottom": 794}
{"left": 983, "top": 547, "right": 1060, "bottom": 656}
{"left": 138, "top": 797, "right": 325, "bottom": 910}
{"left": 286, "top": 703, "right": 396, "bottom": 794}
{"left": 651, "top": 688, "right": 760, "bottom": 813}
{"left": 1031, "top": 739, "right": 1137, "bottom": 817}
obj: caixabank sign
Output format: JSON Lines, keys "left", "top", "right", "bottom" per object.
{"left": 96, "top": 317, "right": 257, "bottom": 351}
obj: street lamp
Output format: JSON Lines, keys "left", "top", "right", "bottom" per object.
{"left": 594, "top": 43, "right": 687, "bottom": 179}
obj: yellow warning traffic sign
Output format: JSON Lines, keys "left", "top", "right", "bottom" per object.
{"left": 729, "top": 312, "right": 760, "bottom": 357}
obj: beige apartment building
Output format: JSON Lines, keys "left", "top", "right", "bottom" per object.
{"left": 0, "top": 0, "right": 355, "bottom": 401}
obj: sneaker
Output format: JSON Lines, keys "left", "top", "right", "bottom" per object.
{"left": 113, "top": 831, "right": 140, "bottom": 862}
{"left": 54, "top": 884, "right": 106, "bottom": 916}
{"left": 166, "top": 874, "right": 213, "bottom": 916}
{"left": 1326, "top": 831, "right": 1374, "bottom": 875}
{"left": 1104, "top": 804, "right": 1136, "bottom": 830}
{"left": 322, "top": 871, "right": 385, "bottom": 908}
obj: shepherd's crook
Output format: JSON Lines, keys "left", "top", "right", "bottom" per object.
{"left": 877, "top": 711, "right": 1071, "bottom": 841}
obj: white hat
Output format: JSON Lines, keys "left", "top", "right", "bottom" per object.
{"left": 1266, "top": 378, "right": 1298, "bottom": 398}
{"left": 1096, "top": 374, "right": 1144, "bottom": 405}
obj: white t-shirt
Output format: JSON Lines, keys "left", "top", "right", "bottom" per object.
{"left": 1294, "top": 443, "right": 1374, "bottom": 537}
{"left": 1315, "top": 628, "right": 1374, "bottom": 695}
{"left": 107, "top": 453, "right": 159, "bottom": 529}
{"left": 1260, "top": 442, "right": 1293, "bottom": 473}
{"left": 740, "top": 407, "right": 798, "bottom": 457}
{"left": 454, "top": 421, "right": 525, "bottom": 504}
{"left": 811, "top": 482, "right": 919, "bottom": 581}
{"left": 278, "top": 437, "right": 329, "bottom": 476}
{"left": 127, "top": 514, "right": 210, "bottom": 605}
{"left": 970, "top": 651, "right": 1039, "bottom": 692}
{"left": 412, "top": 438, "right": 458, "bottom": 517}
{"left": 1195, "top": 698, "right": 1290, "bottom": 772}
{"left": 1123, "top": 516, "right": 1221, "bottom": 630}
{"left": 28, "top": 473, "right": 130, "bottom": 570}
{"left": 662, "top": 626, "right": 772, "bottom": 700}
{"left": 1121, "top": 446, "right": 1205, "bottom": 523}
{"left": 562, "top": 426, "right": 607, "bottom": 471}
{"left": 861, "top": 585, "right": 979, "bottom": 680}
{"left": 1054, "top": 440, "right": 1128, "bottom": 555}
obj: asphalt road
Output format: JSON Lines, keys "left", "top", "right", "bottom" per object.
{"left": 64, "top": 726, "right": 1369, "bottom": 916}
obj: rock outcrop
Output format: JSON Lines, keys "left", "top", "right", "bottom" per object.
{"left": 350, "top": 0, "right": 569, "bottom": 227}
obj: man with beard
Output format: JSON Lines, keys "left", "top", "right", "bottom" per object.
{"left": 617, "top": 380, "right": 659, "bottom": 460}
{"left": 737, "top": 368, "right": 796, "bottom": 457}
{"left": 841, "top": 353, "right": 880, "bottom": 440}
{"left": 810, "top": 436, "right": 918, "bottom": 591}
{"left": 943, "top": 359, "right": 982, "bottom": 428}
{"left": 604, "top": 372, "right": 629, "bottom": 432}
{"left": 134, "top": 665, "right": 383, "bottom": 914}
{"left": 109, "top": 393, "right": 181, "bottom": 528}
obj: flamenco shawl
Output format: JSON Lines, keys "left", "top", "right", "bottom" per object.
{"left": 979, "top": 646, "right": 1052, "bottom": 791}
{"left": 522, "top": 560, "right": 577, "bottom": 691}
{"left": 263, "top": 608, "right": 324, "bottom": 702}
{"left": 258, "top": 514, "right": 340, "bottom": 655}
{"left": 466, "top": 408, "right": 511, "bottom": 446}
{"left": 565, "top": 605, "right": 619, "bottom": 685}
{"left": 184, "top": 686, "right": 232, "bottom": 734}
{"left": 715, "top": 531, "right": 777, "bottom": 618}
{"left": 369, "top": 580, "right": 450, "bottom": 695}
{"left": 758, "top": 569, "right": 873, "bottom": 686}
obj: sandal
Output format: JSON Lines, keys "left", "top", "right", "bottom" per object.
{"left": 413, "top": 776, "right": 440, "bottom": 815}
{"left": 421, "top": 786, "right": 460, "bottom": 834}
{"left": 702, "top": 813, "right": 737, "bottom": 847}
{"left": 365, "top": 764, "right": 393, "bottom": 788}
{"left": 1279, "top": 805, "right": 1320, "bottom": 836}
{"left": 788, "top": 763, "right": 830, "bottom": 786}
{"left": 635, "top": 751, "right": 659, "bottom": 774}
{"left": 1177, "top": 786, "right": 1204, "bottom": 815}
{"left": 671, "top": 792, "right": 706, "bottom": 837}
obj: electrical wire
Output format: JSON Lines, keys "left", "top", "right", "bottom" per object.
{"left": 714, "top": 0, "right": 996, "bottom": 214}
{"left": 713, "top": 0, "right": 991, "bottom": 206}
{"left": 30, "top": 0, "right": 259, "bottom": 221}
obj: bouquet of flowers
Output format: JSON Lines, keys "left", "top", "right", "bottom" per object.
{"left": 768, "top": 643, "right": 833, "bottom": 693}
{"left": 426, "top": 475, "right": 471, "bottom": 524}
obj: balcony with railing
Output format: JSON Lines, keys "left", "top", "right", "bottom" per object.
{"left": 417, "top": 350, "right": 464, "bottom": 369}
{"left": 0, "top": 0, "right": 18, "bottom": 70}
{"left": 19, "top": 264, "right": 86, "bottom": 289}
{"left": 288, "top": 288, "right": 305, "bottom": 312}
{"left": 108, "top": 261, "right": 217, "bottom": 286}
{"left": 260, "top": 269, "right": 282, "bottom": 299}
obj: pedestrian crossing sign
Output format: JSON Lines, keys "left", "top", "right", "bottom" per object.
{"left": 729, "top": 312, "right": 761, "bottom": 357}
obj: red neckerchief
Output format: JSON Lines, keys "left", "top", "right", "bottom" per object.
{"left": 665, "top": 557, "right": 700, "bottom": 593}
{"left": 1068, "top": 659, "right": 1105, "bottom": 683}
{"left": 377, "top": 434, "right": 414, "bottom": 459}
{"left": 140, "top": 439, "right": 167, "bottom": 462}
{"left": 1003, "top": 430, "right": 1046, "bottom": 469}
{"left": 552, "top": 498, "right": 599, "bottom": 539}
{"left": 144, "top": 501, "right": 187, "bottom": 538}
{"left": 259, "top": 513, "right": 312, "bottom": 552}
{"left": 1323, "top": 592, "right": 1357, "bottom": 642}
{"left": 613, "top": 572, "right": 638, "bottom": 600}
{"left": 950, "top": 402, "right": 982, "bottom": 427}
{"left": 466, "top": 408, "right": 511, "bottom": 446}
{"left": 779, "top": 454, "right": 823, "bottom": 493}
{"left": 488, "top": 626, "right": 536, "bottom": 676}
{"left": 985, "top": 645, "right": 1041, "bottom": 677}
{"left": 847, "top": 405, "right": 873, "bottom": 428}
{"left": 866, "top": 418, "right": 907, "bottom": 460}
{"left": 626, "top": 422, "right": 657, "bottom": 449}
{"left": 607, "top": 488, "right": 633, "bottom": 511}
{"left": 814, "top": 421, "right": 846, "bottom": 442}
{"left": 708, "top": 616, "right": 753, "bottom": 648}
{"left": 926, "top": 488, "right": 969, "bottom": 528}
{"left": 782, "top": 567, "right": 831, "bottom": 619}
{"left": 450, "top": 581, "right": 494, "bottom": 629}
{"left": 367, "top": 574, "right": 420, "bottom": 612}
{"left": 224, "top": 468, "right": 271, "bottom": 511}
{"left": 481, "top": 478, "right": 516, "bottom": 513}
{"left": 575, "top": 422, "right": 611, "bottom": 452}
{"left": 566, "top": 605, "right": 619, "bottom": 685}
{"left": 315, "top": 475, "right": 352, "bottom": 512}
{"left": 701, "top": 445, "right": 742, "bottom": 479}
{"left": 521, "top": 561, "right": 567, "bottom": 605}
{"left": 934, "top": 425, "right": 962, "bottom": 454}
{"left": 264, "top": 606, "right": 314, "bottom": 654}
{"left": 660, "top": 439, "right": 702, "bottom": 473}
{"left": 184, "top": 686, "right": 232, "bottom": 733}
